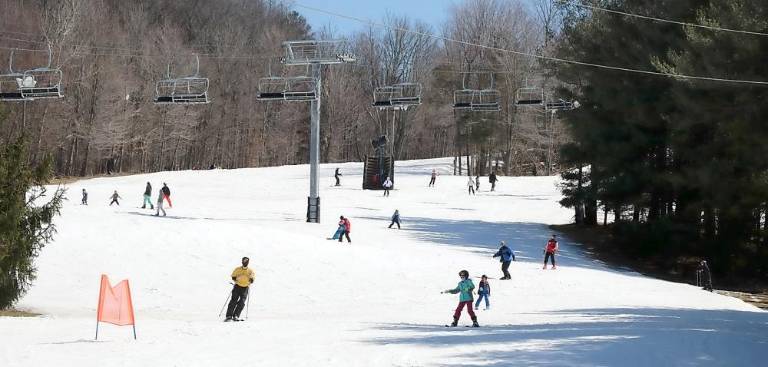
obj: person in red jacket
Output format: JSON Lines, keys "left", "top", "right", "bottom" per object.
{"left": 338, "top": 215, "right": 351, "bottom": 243}
{"left": 543, "top": 234, "right": 558, "bottom": 269}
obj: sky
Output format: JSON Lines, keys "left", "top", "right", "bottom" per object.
{"left": 287, "top": 0, "right": 456, "bottom": 36}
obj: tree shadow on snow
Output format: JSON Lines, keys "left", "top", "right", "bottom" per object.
{"left": 364, "top": 307, "right": 768, "bottom": 366}
{"left": 358, "top": 215, "right": 615, "bottom": 273}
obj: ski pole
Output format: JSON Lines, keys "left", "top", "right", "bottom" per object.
{"left": 219, "top": 289, "right": 232, "bottom": 317}
{"left": 245, "top": 288, "right": 251, "bottom": 320}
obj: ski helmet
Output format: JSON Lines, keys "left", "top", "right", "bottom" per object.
{"left": 458, "top": 270, "right": 469, "bottom": 278}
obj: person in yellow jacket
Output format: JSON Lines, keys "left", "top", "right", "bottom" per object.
{"left": 225, "top": 257, "right": 254, "bottom": 322}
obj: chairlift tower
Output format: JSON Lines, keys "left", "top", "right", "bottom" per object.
{"left": 259, "top": 40, "right": 355, "bottom": 223}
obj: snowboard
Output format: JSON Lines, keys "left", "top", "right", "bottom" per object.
{"left": 330, "top": 226, "right": 344, "bottom": 240}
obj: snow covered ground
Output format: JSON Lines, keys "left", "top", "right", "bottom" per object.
{"left": 1, "top": 157, "right": 766, "bottom": 367}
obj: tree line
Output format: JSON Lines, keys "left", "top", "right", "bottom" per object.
{"left": 555, "top": 0, "right": 768, "bottom": 279}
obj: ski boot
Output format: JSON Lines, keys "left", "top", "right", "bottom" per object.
{"left": 449, "top": 316, "right": 458, "bottom": 327}
{"left": 552, "top": 266, "right": 557, "bottom": 270}
{"left": 542, "top": 265, "right": 547, "bottom": 270}
{"left": 224, "top": 317, "right": 233, "bottom": 322}
{"left": 471, "top": 316, "right": 479, "bottom": 327}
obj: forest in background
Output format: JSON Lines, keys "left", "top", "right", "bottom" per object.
{"left": 0, "top": 0, "right": 562, "bottom": 178}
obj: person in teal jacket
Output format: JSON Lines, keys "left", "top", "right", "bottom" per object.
{"left": 441, "top": 269, "right": 479, "bottom": 327}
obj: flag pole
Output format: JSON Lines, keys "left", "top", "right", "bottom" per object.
{"left": 95, "top": 321, "right": 99, "bottom": 340}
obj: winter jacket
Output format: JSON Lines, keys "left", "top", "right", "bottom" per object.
{"left": 111, "top": 193, "right": 120, "bottom": 200}
{"left": 478, "top": 280, "right": 490, "bottom": 295}
{"left": 467, "top": 178, "right": 475, "bottom": 187}
{"left": 546, "top": 239, "right": 558, "bottom": 253}
{"left": 342, "top": 218, "right": 351, "bottom": 233}
{"left": 161, "top": 185, "right": 171, "bottom": 197}
{"left": 144, "top": 183, "right": 152, "bottom": 196}
{"left": 446, "top": 278, "right": 475, "bottom": 302}
{"left": 392, "top": 211, "right": 400, "bottom": 222}
{"left": 383, "top": 179, "right": 393, "bottom": 188}
{"left": 493, "top": 245, "right": 515, "bottom": 262}
{"left": 231, "top": 266, "right": 255, "bottom": 288}
{"left": 489, "top": 173, "right": 497, "bottom": 183}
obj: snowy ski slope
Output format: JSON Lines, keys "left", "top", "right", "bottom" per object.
{"left": 1, "top": 157, "right": 766, "bottom": 367}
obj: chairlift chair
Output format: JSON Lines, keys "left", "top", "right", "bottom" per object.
{"left": 545, "top": 98, "right": 578, "bottom": 111}
{"left": 390, "top": 83, "right": 421, "bottom": 106}
{"left": 284, "top": 76, "right": 317, "bottom": 101}
{"left": 17, "top": 45, "right": 63, "bottom": 100}
{"left": 256, "top": 77, "right": 287, "bottom": 100}
{"left": 515, "top": 86, "right": 544, "bottom": 106}
{"left": 453, "top": 89, "right": 475, "bottom": 110}
{"left": 472, "top": 89, "right": 501, "bottom": 112}
{"left": 0, "top": 50, "right": 27, "bottom": 101}
{"left": 154, "top": 55, "right": 210, "bottom": 105}
{"left": 372, "top": 86, "right": 397, "bottom": 108}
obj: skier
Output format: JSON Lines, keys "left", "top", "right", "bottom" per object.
{"left": 475, "top": 174, "right": 480, "bottom": 191}
{"left": 338, "top": 215, "right": 351, "bottom": 243}
{"left": 382, "top": 176, "right": 393, "bottom": 197}
{"left": 467, "top": 176, "right": 476, "bottom": 195}
{"left": 475, "top": 275, "right": 490, "bottom": 310}
{"left": 697, "top": 260, "right": 713, "bottom": 292}
{"left": 81, "top": 189, "right": 88, "bottom": 205}
{"left": 154, "top": 189, "right": 166, "bottom": 217}
{"left": 428, "top": 169, "right": 437, "bottom": 187}
{"left": 489, "top": 171, "right": 498, "bottom": 192}
{"left": 388, "top": 209, "right": 401, "bottom": 229}
{"left": 543, "top": 234, "right": 558, "bottom": 269}
{"left": 109, "top": 190, "right": 121, "bottom": 206}
{"left": 441, "top": 269, "right": 479, "bottom": 327}
{"left": 225, "top": 256, "right": 254, "bottom": 322}
{"left": 492, "top": 240, "right": 515, "bottom": 279}
{"left": 141, "top": 182, "right": 154, "bottom": 209}
{"left": 161, "top": 183, "right": 172, "bottom": 207}
{"left": 334, "top": 168, "right": 342, "bottom": 186}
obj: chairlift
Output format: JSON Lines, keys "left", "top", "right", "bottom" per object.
{"left": 453, "top": 89, "right": 474, "bottom": 109}
{"left": 472, "top": 89, "right": 501, "bottom": 112}
{"left": 0, "top": 50, "right": 26, "bottom": 101}
{"left": 16, "top": 45, "right": 63, "bottom": 100}
{"left": 256, "top": 76, "right": 287, "bottom": 100}
{"left": 284, "top": 76, "right": 317, "bottom": 101}
{"left": 545, "top": 98, "right": 578, "bottom": 111}
{"left": 373, "top": 86, "right": 397, "bottom": 108}
{"left": 154, "top": 55, "right": 209, "bottom": 105}
{"left": 515, "top": 81, "right": 544, "bottom": 106}
{"left": 390, "top": 83, "right": 421, "bottom": 106}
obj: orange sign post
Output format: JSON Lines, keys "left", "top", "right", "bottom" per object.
{"left": 95, "top": 274, "right": 136, "bottom": 340}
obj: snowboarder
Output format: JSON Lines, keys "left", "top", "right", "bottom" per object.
{"left": 334, "top": 168, "right": 342, "bottom": 186}
{"left": 109, "top": 190, "right": 121, "bottom": 206}
{"left": 382, "top": 176, "right": 393, "bottom": 197}
{"left": 429, "top": 169, "right": 437, "bottom": 187}
{"left": 467, "top": 176, "right": 475, "bottom": 195}
{"left": 489, "top": 171, "right": 498, "bottom": 192}
{"left": 441, "top": 269, "right": 479, "bottom": 327}
{"left": 81, "top": 189, "right": 88, "bottom": 205}
{"left": 142, "top": 182, "right": 154, "bottom": 209}
{"left": 338, "top": 215, "right": 351, "bottom": 243}
{"left": 225, "top": 256, "right": 254, "bottom": 322}
{"left": 475, "top": 174, "right": 480, "bottom": 191}
{"left": 388, "top": 209, "right": 401, "bottom": 229}
{"left": 697, "top": 260, "right": 713, "bottom": 292}
{"left": 475, "top": 275, "right": 490, "bottom": 310}
{"left": 492, "top": 241, "right": 515, "bottom": 279}
{"left": 543, "top": 234, "right": 558, "bottom": 269}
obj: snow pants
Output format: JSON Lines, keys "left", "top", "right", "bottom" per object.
{"left": 429, "top": 177, "right": 436, "bottom": 187}
{"left": 142, "top": 194, "right": 153, "bottom": 208}
{"left": 468, "top": 186, "right": 475, "bottom": 195}
{"left": 383, "top": 188, "right": 390, "bottom": 197}
{"left": 388, "top": 219, "right": 400, "bottom": 229}
{"left": 109, "top": 199, "right": 119, "bottom": 206}
{"left": 156, "top": 199, "right": 166, "bottom": 216}
{"left": 491, "top": 181, "right": 496, "bottom": 191}
{"left": 475, "top": 293, "right": 489, "bottom": 309}
{"left": 338, "top": 230, "right": 351, "bottom": 243}
{"left": 544, "top": 252, "right": 556, "bottom": 266}
{"left": 501, "top": 261, "right": 511, "bottom": 279}
{"left": 335, "top": 176, "right": 340, "bottom": 186}
{"left": 453, "top": 301, "right": 476, "bottom": 320}
{"left": 226, "top": 285, "right": 249, "bottom": 318}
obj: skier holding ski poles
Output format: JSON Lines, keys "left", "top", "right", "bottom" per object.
{"left": 441, "top": 269, "right": 479, "bottom": 327}
{"left": 142, "top": 182, "right": 154, "bottom": 209}
{"left": 225, "top": 257, "right": 254, "bottom": 322}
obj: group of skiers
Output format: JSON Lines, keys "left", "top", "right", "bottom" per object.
{"left": 440, "top": 235, "right": 559, "bottom": 327}
{"left": 467, "top": 172, "right": 499, "bottom": 195}
{"left": 80, "top": 182, "right": 172, "bottom": 217}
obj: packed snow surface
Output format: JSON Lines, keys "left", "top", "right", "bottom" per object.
{"left": 2, "top": 158, "right": 766, "bottom": 367}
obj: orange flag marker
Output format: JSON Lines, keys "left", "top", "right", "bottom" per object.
{"left": 96, "top": 274, "right": 136, "bottom": 340}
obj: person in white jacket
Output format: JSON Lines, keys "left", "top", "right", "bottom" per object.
{"left": 467, "top": 176, "right": 476, "bottom": 195}
{"left": 383, "top": 176, "right": 393, "bottom": 197}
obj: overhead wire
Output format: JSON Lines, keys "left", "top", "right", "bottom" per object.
{"left": 293, "top": 2, "right": 768, "bottom": 86}
{"left": 568, "top": 1, "right": 768, "bottom": 37}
